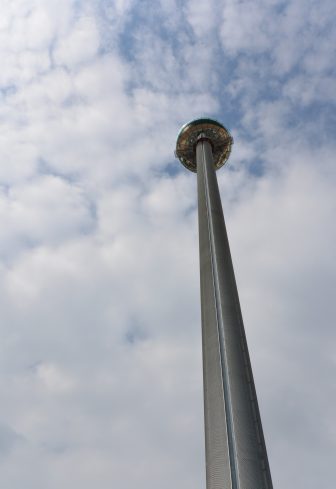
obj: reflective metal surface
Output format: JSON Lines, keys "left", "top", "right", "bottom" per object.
{"left": 175, "top": 118, "right": 233, "bottom": 172}
{"left": 197, "top": 139, "right": 273, "bottom": 489}
{"left": 176, "top": 119, "right": 273, "bottom": 489}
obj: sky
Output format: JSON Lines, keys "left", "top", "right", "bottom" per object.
{"left": 0, "top": 0, "right": 335, "bottom": 487}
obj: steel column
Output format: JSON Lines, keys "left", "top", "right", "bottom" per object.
{"left": 196, "top": 137, "right": 273, "bottom": 489}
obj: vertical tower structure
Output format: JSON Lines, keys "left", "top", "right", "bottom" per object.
{"left": 175, "top": 119, "right": 273, "bottom": 489}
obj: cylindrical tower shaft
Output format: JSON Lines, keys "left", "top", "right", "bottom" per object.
{"left": 196, "top": 137, "right": 273, "bottom": 489}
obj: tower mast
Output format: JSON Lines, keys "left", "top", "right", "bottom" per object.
{"left": 176, "top": 119, "right": 273, "bottom": 489}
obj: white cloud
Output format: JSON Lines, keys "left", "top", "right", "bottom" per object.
{"left": 0, "top": 0, "right": 334, "bottom": 488}
{"left": 221, "top": 0, "right": 271, "bottom": 54}
{"left": 283, "top": 74, "right": 336, "bottom": 106}
{"left": 0, "top": 175, "right": 93, "bottom": 257}
{"left": 53, "top": 17, "right": 100, "bottom": 68}
{"left": 36, "top": 363, "right": 75, "bottom": 393}
{"left": 185, "top": 0, "right": 218, "bottom": 38}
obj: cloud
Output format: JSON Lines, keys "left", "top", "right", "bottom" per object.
{"left": 53, "top": 17, "right": 100, "bottom": 68}
{"left": 0, "top": 424, "right": 24, "bottom": 456}
{"left": 0, "top": 0, "right": 335, "bottom": 488}
{"left": 0, "top": 175, "right": 94, "bottom": 258}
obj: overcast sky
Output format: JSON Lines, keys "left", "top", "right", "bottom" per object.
{"left": 0, "top": 0, "right": 335, "bottom": 487}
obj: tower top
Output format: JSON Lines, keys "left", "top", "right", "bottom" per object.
{"left": 175, "top": 118, "right": 233, "bottom": 172}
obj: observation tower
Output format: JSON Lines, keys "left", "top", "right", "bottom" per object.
{"left": 175, "top": 119, "right": 273, "bottom": 489}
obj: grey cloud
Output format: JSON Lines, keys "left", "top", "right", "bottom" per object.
{"left": 0, "top": 424, "right": 24, "bottom": 456}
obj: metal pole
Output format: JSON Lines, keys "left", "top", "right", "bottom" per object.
{"left": 196, "top": 136, "right": 273, "bottom": 489}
